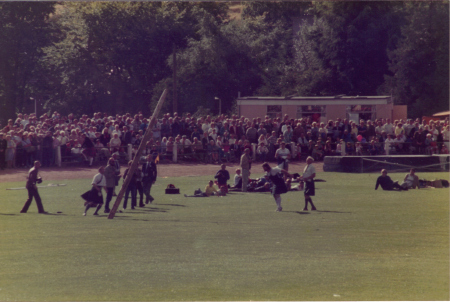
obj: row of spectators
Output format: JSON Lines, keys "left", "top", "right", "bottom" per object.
{"left": 0, "top": 110, "right": 449, "bottom": 169}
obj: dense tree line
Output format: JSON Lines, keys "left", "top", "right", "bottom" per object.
{"left": 0, "top": 1, "right": 448, "bottom": 123}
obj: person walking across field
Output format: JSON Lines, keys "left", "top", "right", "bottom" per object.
{"left": 142, "top": 153, "right": 158, "bottom": 204}
{"left": 103, "top": 157, "right": 118, "bottom": 213}
{"left": 83, "top": 166, "right": 106, "bottom": 216}
{"left": 301, "top": 156, "right": 318, "bottom": 211}
{"left": 20, "top": 160, "right": 47, "bottom": 214}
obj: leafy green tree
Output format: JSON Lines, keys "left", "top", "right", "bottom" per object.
{"left": 152, "top": 10, "right": 292, "bottom": 115}
{"left": 294, "top": 2, "right": 404, "bottom": 96}
{"left": 0, "top": 2, "right": 55, "bottom": 122}
{"left": 242, "top": 1, "right": 311, "bottom": 27}
{"left": 381, "top": 2, "right": 449, "bottom": 117}
{"left": 42, "top": 2, "right": 230, "bottom": 117}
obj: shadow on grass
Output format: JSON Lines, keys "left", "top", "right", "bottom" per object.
{"left": 0, "top": 213, "right": 20, "bottom": 216}
{"left": 315, "top": 210, "right": 352, "bottom": 214}
{"left": 288, "top": 210, "right": 352, "bottom": 215}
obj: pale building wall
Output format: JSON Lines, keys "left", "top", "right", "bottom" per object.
{"left": 283, "top": 105, "right": 297, "bottom": 119}
{"left": 326, "top": 105, "right": 347, "bottom": 121}
{"left": 392, "top": 105, "right": 407, "bottom": 121}
{"left": 239, "top": 105, "right": 267, "bottom": 119}
{"left": 376, "top": 104, "right": 393, "bottom": 120}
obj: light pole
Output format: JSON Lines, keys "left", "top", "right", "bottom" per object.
{"left": 215, "top": 97, "right": 221, "bottom": 115}
{"left": 30, "top": 97, "right": 37, "bottom": 116}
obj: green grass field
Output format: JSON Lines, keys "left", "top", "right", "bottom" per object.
{"left": 0, "top": 171, "right": 448, "bottom": 301}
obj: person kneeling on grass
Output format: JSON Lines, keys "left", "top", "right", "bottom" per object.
{"left": 185, "top": 180, "right": 221, "bottom": 197}
{"left": 375, "top": 169, "right": 405, "bottom": 191}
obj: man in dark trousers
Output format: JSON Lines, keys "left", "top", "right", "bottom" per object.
{"left": 20, "top": 160, "right": 47, "bottom": 214}
{"left": 375, "top": 169, "right": 404, "bottom": 191}
{"left": 142, "top": 153, "right": 158, "bottom": 204}
{"left": 42, "top": 131, "right": 53, "bottom": 167}
{"left": 0, "top": 133, "right": 6, "bottom": 170}
{"left": 214, "top": 164, "right": 230, "bottom": 193}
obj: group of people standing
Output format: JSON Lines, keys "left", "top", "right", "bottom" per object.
{"left": 19, "top": 153, "right": 158, "bottom": 216}
{"left": 83, "top": 153, "right": 158, "bottom": 215}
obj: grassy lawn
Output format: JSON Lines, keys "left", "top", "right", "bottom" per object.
{"left": 0, "top": 171, "right": 448, "bottom": 301}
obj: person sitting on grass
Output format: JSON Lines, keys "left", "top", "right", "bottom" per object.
{"left": 375, "top": 169, "right": 405, "bottom": 191}
{"left": 229, "top": 168, "right": 242, "bottom": 190}
{"left": 214, "top": 164, "right": 230, "bottom": 194}
{"left": 400, "top": 168, "right": 420, "bottom": 190}
{"left": 184, "top": 180, "right": 219, "bottom": 197}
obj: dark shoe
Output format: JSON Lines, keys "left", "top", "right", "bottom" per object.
{"left": 311, "top": 207, "right": 317, "bottom": 211}
{"left": 139, "top": 204, "right": 145, "bottom": 207}
{"left": 303, "top": 208, "right": 308, "bottom": 211}
{"left": 93, "top": 213, "right": 99, "bottom": 216}
{"left": 39, "top": 211, "right": 49, "bottom": 214}
{"left": 104, "top": 209, "right": 110, "bottom": 213}
{"left": 131, "top": 207, "right": 135, "bottom": 210}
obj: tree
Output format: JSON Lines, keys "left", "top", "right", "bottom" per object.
{"left": 294, "top": 2, "right": 404, "bottom": 96}
{"left": 151, "top": 9, "right": 293, "bottom": 115}
{"left": 41, "top": 2, "right": 231, "bottom": 117}
{"left": 0, "top": 2, "right": 55, "bottom": 122}
{"left": 381, "top": 2, "right": 449, "bottom": 117}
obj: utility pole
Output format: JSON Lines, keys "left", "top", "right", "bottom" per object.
{"left": 173, "top": 43, "right": 177, "bottom": 113}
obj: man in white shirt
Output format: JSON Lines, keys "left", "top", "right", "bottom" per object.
{"left": 301, "top": 156, "right": 317, "bottom": 211}
{"left": 83, "top": 166, "right": 106, "bottom": 216}
{"left": 382, "top": 118, "right": 394, "bottom": 136}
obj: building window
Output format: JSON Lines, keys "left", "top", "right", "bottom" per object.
{"left": 297, "top": 105, "right": 326, "bottom": 123}
{"left": 267, "top": 105, "right": 282, "bottom": 118}
{"left": 348, "top": 105, "right": 375, "bottom": 121}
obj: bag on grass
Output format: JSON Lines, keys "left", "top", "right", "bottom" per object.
{"left": 165, "top": 184, "right": 180, "bottom": 194}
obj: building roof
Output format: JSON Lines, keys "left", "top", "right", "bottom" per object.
{"left": 237, "top": 95, "right": 393, "bottom": 106}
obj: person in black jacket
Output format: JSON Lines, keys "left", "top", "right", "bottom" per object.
{"left": 214, "top": 164, "right": 230, "bottom": 193}
{"left": 142, "top": 153, "right": 158, "bottom": 204}
{"left": 121, "top": 126, "right": 132, "bottom": 146}
{"left": 20, "top": 161, "right": 47, "bottom": 214}
{"left": 122, "top": 161, "right": 139, "bottom": 210}
{"left": 0, "top": 133, "right": 6, "bottom": 170}
{"left": 375, "top": 169, "right": 404, "bottom": 191}
{"left": 81, "top": 134, "right": 95, "bottom": 166}
{"left": 42, "top": 131, "right": 53, "bottom": 167}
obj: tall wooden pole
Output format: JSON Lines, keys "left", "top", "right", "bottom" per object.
{"left": 173, "top": 43, "right": 177, "bottom": 113}
{"left": 108, "top": 89, "right": 168, "bottom": 219}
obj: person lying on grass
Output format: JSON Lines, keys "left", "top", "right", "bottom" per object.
{"left": 184, "top": 180, "right": 224, "bottom": 197}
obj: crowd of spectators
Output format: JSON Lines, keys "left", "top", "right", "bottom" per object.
{"left": 0, "top": 110, "right": 449, "bottom": 170}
